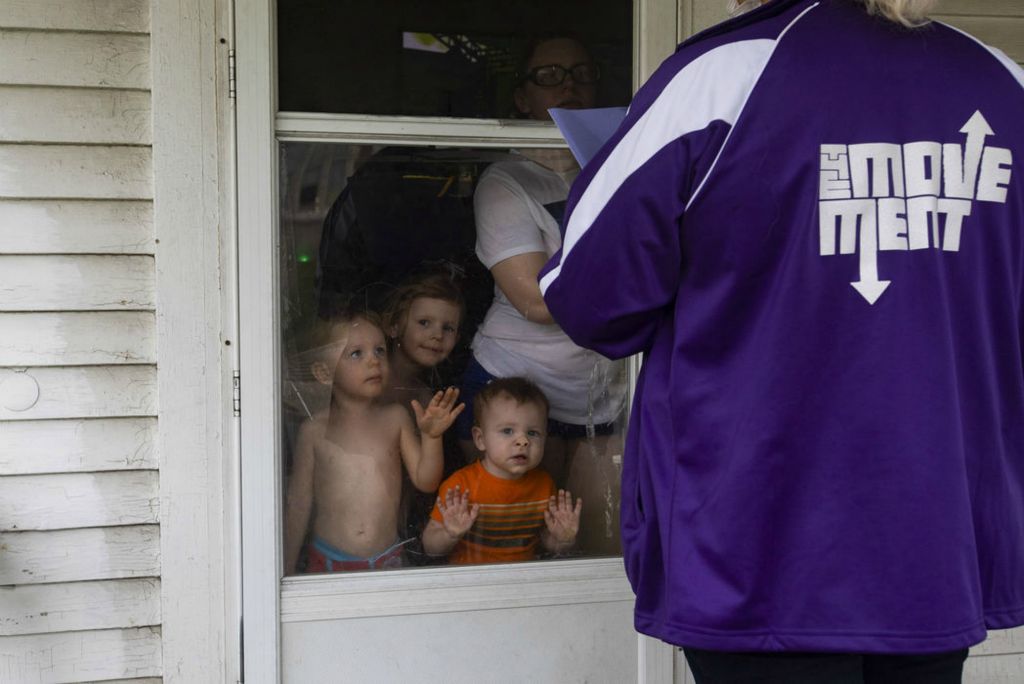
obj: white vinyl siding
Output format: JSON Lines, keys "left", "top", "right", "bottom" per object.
{"left": 0, "top": 1, "right": 161, "bottom": 681}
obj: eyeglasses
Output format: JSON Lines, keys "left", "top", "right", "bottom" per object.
{"left": 523, "top": 63, "right": 601, "bottom": 87}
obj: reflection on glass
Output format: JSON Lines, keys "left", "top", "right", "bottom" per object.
{"left": 277, "top": 0, "right": 632, "bottom": 117}
{"left": 280, "top": 143, "right": 626, "bottom": 575}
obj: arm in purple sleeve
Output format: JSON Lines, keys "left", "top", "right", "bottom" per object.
{"left": 540, "top": 37, "right": 775, "bottom": 358}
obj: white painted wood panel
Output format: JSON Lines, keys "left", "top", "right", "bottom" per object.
{"left": 0, "top": 526, "right": 160, "bottom": 585}
{"left": 0, "top": 30, "right": 149, "bottom": 90}
{"left": 0, "top": 578, "right": 160, "bottom": 636}
{"left": 973, "top": 626, "right": 1024, "bottom": 656}
{"left": 0, "top": 200, "right": 153, "bottom": 254}
{"left": 0, "top": 86, "right": 151, "bottom": 145}
{"left": 0, "top": 255, "right": 154, "bottom": 312}
{"left": 0, "top": 146, "right": 151, "bottom": 200}
{"left": 0, "top": 0, "right": 150, "bottom": 34}
{"left": 0, "top": 627, "right": 161, "bottom": 683}
{"left": 0, "top": 417, "right": 157, "bottom": 475}
{"left": 152, "top": 0, "right": 236, "bottom": 679}
{"left": 965, "top": 653, "right": 1024, "bottom": 682}
{"left": 80, "top": 679, "right": 162, "bottom": 684}
{"left": 281, "top": 561, "right": 634, "bottom": 622}
{"left": 0, "top": 312, "right": 156, "bottom": 366}
{"left": 935, "top": 16, "right": 1024, "bottom": 61}
{"left": 0, "top": 471, "right": 158, "bottom": 531}
{"left": 282, "top": 601, "right": 637, "bottom": 683}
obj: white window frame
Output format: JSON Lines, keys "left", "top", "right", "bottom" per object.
{"left": 236, "top": 1, "right": 682, "bottom": 681}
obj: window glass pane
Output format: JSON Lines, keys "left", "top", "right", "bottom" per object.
{"left": 277, "top": 1, "right": 633, "bottom": 118}
{"left": 280, "top": 142, "right": 627, "bottom": 575}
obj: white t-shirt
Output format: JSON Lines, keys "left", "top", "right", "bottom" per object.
{"left": 472, "top": 155, "right": 624, "bottom": 425}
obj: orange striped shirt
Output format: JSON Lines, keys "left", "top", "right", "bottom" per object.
{"left": 431, "top": 461, "right": 555, "bottom": 565}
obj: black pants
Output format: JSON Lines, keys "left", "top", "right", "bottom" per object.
{"left": 683, "top": 647, "right": 969, "bottom": 684}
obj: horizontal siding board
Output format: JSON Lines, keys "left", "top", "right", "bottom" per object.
{"left": 0, "top": 30, "right": 149, "bottom": 90}
{"left": 0, "top": 312, "right": 156, "bottom": 366}
{"left": 0, "top": 578, "right": 160, "bottom": 636}
{"left": 0, "top": 146, "right": 152, "bottom": 200}
{"left": 0, "top": 86, "right": 151, "bottom": 145}
{"left": 0, "top": 471, "right": 158, "bottom": 531}
{"left": 0, "top": 0, "right": 150, "bottom": 34}
{"left": 79, "top": 680, "right": 163, "bottom": 684}
{"left": 0, "top": 255, "right": 155, "bottom": 312}
{"left": 0, "top": 417, "right": 157, "bottom": 475}
{"left": 0, "top": 366, "right": 156, "bottom": 421}
{"left": 934, "top": 16, "right": 1024, "bottom": 62}
{"left": 0, "top": 627, "right": 161, "bottom": 683}
{"left": 0, "top": 200, "right": 153, "bottom": 254}
{"left": 0, "top": 526, "right": 160, "bottom": 585}
{"left": 973, "top": 626, "right": 1024, "bottom": 657}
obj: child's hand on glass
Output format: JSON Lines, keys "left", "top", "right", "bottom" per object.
{"left": 436, "top": 485, "right": 479, "bottom": 539}
{"left": 544, "top": 489, "right": 583, "bottom": 545}
{"left": 412, "top": 387, "right": 465, "bottom": 438}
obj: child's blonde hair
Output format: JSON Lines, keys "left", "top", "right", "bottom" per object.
{"left": 860, "top": 0, "right": 935, "bottom": 27}
{"left": 311, "top": 307, "right": 385, "bottom": 357}
{"left": 383, "top": 270, "right": 466, "bottom": 341}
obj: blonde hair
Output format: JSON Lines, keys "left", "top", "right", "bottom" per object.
{"left": 310, "top": 308, "right": 385, "bottom": 358}
{"left": 860, "top": 0, "right": 936, "bottom": 27}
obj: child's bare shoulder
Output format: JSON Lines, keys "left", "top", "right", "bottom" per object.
{"left": 377, "top": 400, "right": 405, "bottom": 416}
{"left": 376, "top": 401, "right": 414, "bottom": 431}
{"left": 297, "top": 409, "right": 329, "bottom": 443}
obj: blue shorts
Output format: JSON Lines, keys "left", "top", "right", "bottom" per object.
{"left": 306, "top": 536, "right": 411, "bottom": 572}
{"left": 455, "top": 355, "right": 615, "bottom": 441}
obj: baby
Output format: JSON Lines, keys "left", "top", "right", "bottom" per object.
{"left": 284, "top": 310, "right": 463, "bottom": 573}
{"left": 422, "top": 377, "right": 582, "bottom": 564}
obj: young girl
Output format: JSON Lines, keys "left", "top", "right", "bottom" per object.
{"left": 283, "top": 309, "right": 463, "bottom": 573}
{"left": 382, "top": 272, "right": 467, "bottom": 558}
{"left": 382, "top": 271, "right": 465, "bottom": 411}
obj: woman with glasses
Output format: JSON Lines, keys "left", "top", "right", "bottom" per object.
{"left": 455, "top": 34, "right": 625, "bottom": 556}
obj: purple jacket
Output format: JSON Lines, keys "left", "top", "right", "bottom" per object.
{"left": 541, "top": 0, "right": 1024, "bottom": 653}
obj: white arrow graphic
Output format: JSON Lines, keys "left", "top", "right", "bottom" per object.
{"left": 851, "top": 208, "right": 890, "bottom": 304}
{"left": 960, "top": 110, "right": 994, "bottom": 198}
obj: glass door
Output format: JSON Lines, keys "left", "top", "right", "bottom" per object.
{"left": 237, "top": 0, "right": 680, "bottom": 680}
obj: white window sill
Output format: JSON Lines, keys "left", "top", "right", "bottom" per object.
{"left": 280, "top": 556, "right": 632, "bottom": 623}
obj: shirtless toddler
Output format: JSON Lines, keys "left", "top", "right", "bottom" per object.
{"left": 284, "top": 311, "right": 463, "bottom": 573}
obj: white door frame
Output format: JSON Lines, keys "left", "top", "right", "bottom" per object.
{"left": 236, "top": 2, "right": 683, "bottom": 681}
{"left": 151, "top": 0, "right": 239, "bottom": 680}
